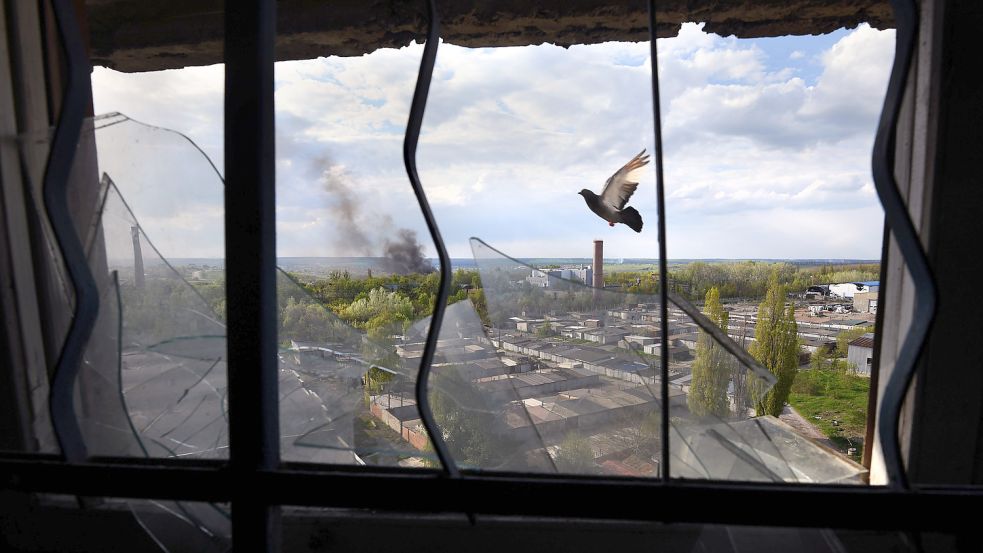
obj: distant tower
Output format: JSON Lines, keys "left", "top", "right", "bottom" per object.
{"left": 592, "top": 240, "right": 603, "bottom": 290}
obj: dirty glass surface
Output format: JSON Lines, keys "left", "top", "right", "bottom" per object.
{"left": 81, "top": 114, "right": 423, "bottom": 468}
{"left": 58, "top": 111, "right": 444, "bottom": 545}
{"left": 34, "top": 115, "right": 230, "bottom": 549}
{"left": 75, "top": 176, "right": 228, "bottom": 459}
{"left": 275, "top": 270, "right": 436, "bottom": 466}
{"left": 272, "top": 46, "right": 443, "bottom": 467}
{"left": 75, "top": 114, "right": 229, "bottom": 461}
{"left": 409, "top": 238, "right": 864, "bottom": 483}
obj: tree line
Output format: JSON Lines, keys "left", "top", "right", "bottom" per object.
{"left": 603, "top": 261, "right": 879, "bottom": 301}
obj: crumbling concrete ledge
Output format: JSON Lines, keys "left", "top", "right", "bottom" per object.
{"left": 87, "top": 0, "right": 893, "bottom": 72}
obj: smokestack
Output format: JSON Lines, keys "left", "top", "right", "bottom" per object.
{"left": 593, "top": 240, "right": 603, "bottom": 290}
{"left": 131, "top": 226, "right": 145, "bottom": 289}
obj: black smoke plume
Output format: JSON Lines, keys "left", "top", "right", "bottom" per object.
{"left": 383, "top": 229, "right": 435, "bottom": 275}
{"left": 320, "top": 163, "right": 373, "bottom": 256}
{"left": 317, "top": 159, "right": 435, "bottom": 275}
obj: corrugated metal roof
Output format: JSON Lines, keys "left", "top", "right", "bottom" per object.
{"left": 514, "top": 373, "right": 556, "bottom": 386}
{"left": 849, "top": 336, "right": 875, "bottom": 349}
{"left": 837, "top": 319, "right": 870, "bottom": 326}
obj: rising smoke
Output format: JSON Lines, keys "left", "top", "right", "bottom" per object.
{"left": 320, "top": 164, "right": 374, "bottom": 256}
{"left": 317, "top": 159, "right": 435, "bottom": 275}
{"left": 382, "top": 229, "right": 435, "bottom": 275}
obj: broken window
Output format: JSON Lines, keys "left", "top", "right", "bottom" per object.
{"left": 0, "top": 0, "right": 954, "bottom": 550}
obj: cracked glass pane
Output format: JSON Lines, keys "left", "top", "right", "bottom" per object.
{"left": 78, "top": 111, "right": 442, "bottom": 478}
{"left": 34, "top": 115, "right": 230, "bottom": 549}
{"left": 80, "top": 115, "right": 229, "bottom": 461}
{"left": 80, "top": 178, "right": 227, "bottom": 459}
{"left": 419, "top": 238, "right": 865, "bottom": 482}
{"left": 273, "top": 46, "right": 442, "bottom": 468}
{"left": 275, "top": 269, "right": 435, "bottom": 465}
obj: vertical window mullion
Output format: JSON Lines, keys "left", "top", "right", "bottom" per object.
{"left": 647, "top": 0, "right": 671, "bottom": 481}
{"left": 224, "top": 1, "right": 279, "bottom": 551}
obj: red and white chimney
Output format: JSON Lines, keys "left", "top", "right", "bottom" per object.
{"left": 593, "top": 240, "right": 603, "bottom": 289}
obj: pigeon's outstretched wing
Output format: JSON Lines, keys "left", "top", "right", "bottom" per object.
{"left": 599, "top": 149, "right": 650, "bottom": 210}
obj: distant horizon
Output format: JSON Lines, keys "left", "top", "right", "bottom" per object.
{"left": 160, "top": 256, "right": 881, "bottom": 265}
{"left": 117, "top": 255, "right": 880, "bottom": 280}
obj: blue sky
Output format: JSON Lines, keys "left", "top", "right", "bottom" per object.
{"left": 91, "top": 23, "right": 894, "bottom": 261}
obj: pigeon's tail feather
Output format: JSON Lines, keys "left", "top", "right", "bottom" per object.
{"left": 621, "top": 207, "right": 643, "bottom": 233}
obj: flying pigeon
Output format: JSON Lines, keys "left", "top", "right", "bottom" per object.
{"left": 578, "top": 149, "right": 649, "bottom": 233}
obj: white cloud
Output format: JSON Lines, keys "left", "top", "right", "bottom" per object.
{"left": 91, "top": 23, "right": 895, "bottom": 261}
{"left": 92, "top": 65, "right": 225, "bottom": 164}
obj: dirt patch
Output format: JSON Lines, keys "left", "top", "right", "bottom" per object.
{"left": 779, "top": 404, "right": 838, "bottom": 450}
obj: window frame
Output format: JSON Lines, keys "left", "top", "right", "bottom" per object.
{"left": 1, "top": 0, "right": 981, "bottom": 550}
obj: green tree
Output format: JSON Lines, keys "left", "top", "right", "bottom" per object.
{"left": 363, "top": 366, "right": 395, "bottom": 396}
{"left": 554, "top": 432, "right": 596, "bottom": 473}
{"left": 468, "top": 290, "right": 490, "bottom": 327}
{"left": 749, "top": 273, "right": 800, "bottom": 417}
{"left": 810, "top": 346, "right": 830, "bottom": 371}
{"left": 613, "top": 409, "right": 661, "bottom": 459}
{"left": 279, "top": 297, "right": 338, "bottom": 343}
{"left": 341, "top": 287, "right": 414, "bottom": 325}
{"left": 687, "top": 287, "right": 732, "bottom": 418}
{"left": 427, "top": 370, "right": 519, "bottom": 469}
{"left": 192, "top": 278, "right": 227, "bottom": 320}
{"left": 535, "top": 317, "right": 554, "bottom": 337}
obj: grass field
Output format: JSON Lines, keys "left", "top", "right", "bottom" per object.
{"left": 788, "top": 367, "right": 870, "bottom": 462}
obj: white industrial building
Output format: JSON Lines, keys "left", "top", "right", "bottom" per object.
{"left": 829, "top": 281, "right": 880, "bottom": 299}
{"left": 526, "top": 267, "right": 593, "bottom": 288}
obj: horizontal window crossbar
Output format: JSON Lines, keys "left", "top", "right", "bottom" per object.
{"left": 0, "top": 455, "right": 977, "bottom": 531}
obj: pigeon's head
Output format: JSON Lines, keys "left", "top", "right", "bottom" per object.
{"left": 578, "top": 189, "right": 592, "bottom": 199}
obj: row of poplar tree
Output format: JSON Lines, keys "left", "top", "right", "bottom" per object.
{"left": 686, "top": 272, "right": 799, "bottom": 419}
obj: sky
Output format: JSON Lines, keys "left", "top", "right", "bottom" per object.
{"left": 91, "top": 23, "right": 895, "bottom": 262}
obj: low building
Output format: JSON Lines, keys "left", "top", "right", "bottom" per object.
{"left": 525, "top": 267, "right": 593, "bottom": 288}
{"left": 853, "top": 291, "right": 879, "bottom": 314}
{"left": 805, "top": 285, "right": 829, "bottom": 300}
{"left": 607, "top": 308, "right": 646, "bottom": 322}
{"left": 847, "top": 333, "right": 875, "bottom": 376}
{"left": 583, "top": 328, "right": 631, "bottom": 345}
{"left": 829, "top": 281, "right": 879, "bottom": 299}
{"left": 516, "top": 319, "right": 544, "bottom": 332}
{"left": 671, "top": 332, "right": 699, "bottom": 349}
{"left": 512, "top": 385, "right": 686, "bottom": 442}
{"left": 641, "top": 342, "right": 691, "bottom": 362}
{"left": 526, "top": 270, "right": 550, "bottom": 288}
{"left": 622, "top": 335, "right": 656, "bottom": 348}
{"left": 800, "top": 337, "right": 836, "bottom": 354}
{"left": 561, "top": 326, "right": 589, "bottom": 340}
{"left": 478, "top": 368, "right": 601, "bottom": 401}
